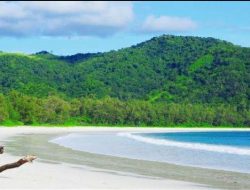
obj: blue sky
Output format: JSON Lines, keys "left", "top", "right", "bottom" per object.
{"left": 0, "top": 1, "right": 249, "bottom": 55}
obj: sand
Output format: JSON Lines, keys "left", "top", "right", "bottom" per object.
{"left": 1, "top": 126, "right": 249, "bottom": 190}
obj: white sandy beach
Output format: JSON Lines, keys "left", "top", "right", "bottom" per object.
{"left": 1, "top": 127, "right": 247, "bottom": 190}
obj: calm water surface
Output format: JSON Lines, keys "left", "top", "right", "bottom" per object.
{"left": 51, "top": 131, "right": 250, "bottom": 173}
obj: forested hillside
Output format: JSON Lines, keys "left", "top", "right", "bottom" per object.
{"left": 0, "top": 35, "right": 249, "bottom": 126}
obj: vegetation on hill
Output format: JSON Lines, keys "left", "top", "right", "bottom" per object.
{"left": 0, "top": 35, "right": 249, "bottom": 126}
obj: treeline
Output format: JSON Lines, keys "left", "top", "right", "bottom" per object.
{"left": 0, "top": 91, "right": 249, "bottom": 127}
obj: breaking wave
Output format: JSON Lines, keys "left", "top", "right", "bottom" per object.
{"left": 118, "top": 132, "right": 250, "bottom": 156}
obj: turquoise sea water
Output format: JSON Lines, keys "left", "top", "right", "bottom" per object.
{"left": 51, "top": 131, "right": 250, "bottom": 173}
{"left": 141, "top": 131, "right": 250, "bottom": 147}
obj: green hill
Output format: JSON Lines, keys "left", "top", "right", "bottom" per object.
{"left": 0, "top": 35, "right": 249, "bottom": 126}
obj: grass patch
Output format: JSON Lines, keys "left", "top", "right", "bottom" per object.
{"left": 0, "top": 120, "right": 23, "bottom": 127}
{"left": 189, "top": 54, "right": 213, "bottom": 72}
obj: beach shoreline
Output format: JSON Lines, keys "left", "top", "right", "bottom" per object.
{"left": 1, "top": 127, "right": 250, "bottom": 189}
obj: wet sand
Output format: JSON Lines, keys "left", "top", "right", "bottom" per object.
{"left": 1, "top": 127, "right": 250, "bottom": 189}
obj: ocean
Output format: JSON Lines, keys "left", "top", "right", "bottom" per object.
{"left": 51, "top": 131, "right": 250, "bottom": 173}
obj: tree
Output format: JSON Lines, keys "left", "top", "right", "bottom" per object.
{"left": 40, "top": 96, "right": 70, "bottom": 123}
{"left": 0, "top": 94, "right": 9, "bottom": 122}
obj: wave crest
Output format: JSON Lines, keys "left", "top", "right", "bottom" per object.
{"left": 118, "top": 132, "right": 250, "bottom": 156}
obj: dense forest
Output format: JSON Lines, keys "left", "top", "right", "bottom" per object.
{"left": 0, "top": 35, "right": 249, "bottom": 127}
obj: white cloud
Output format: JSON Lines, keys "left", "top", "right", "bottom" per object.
{"left": 141, "top": 15, "right": 197, "bottom": 33}
{"left": 0, "top": 1, "right": 133, "bottom": 37}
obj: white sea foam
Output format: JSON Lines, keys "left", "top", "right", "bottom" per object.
{"left": 118, "top": 132, "right": 250, "bottom": 156}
